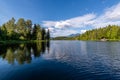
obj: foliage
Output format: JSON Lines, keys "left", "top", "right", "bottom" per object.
{"left": 53, "top": 25, "right": 120, "bottom": 41}
{"left": 0, "top": 18, "right": 50, "bottom": 41}
{"left": 76, "top": 25, "right": 120, "bottom": 40}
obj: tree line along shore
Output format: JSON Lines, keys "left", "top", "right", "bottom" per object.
{"left": 53, "top": 25, "right": 120, "bottom": 41}
{"left": 0, "top": 17, "right": 50, "bottom": 43}
{"left": 76, "top": 25, "right": 120, "bottom": 41}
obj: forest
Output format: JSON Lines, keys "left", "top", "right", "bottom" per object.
{"left": 0, "top": 18, "right": 50, "bottom": 41}
{"left": 76, "top": 25, "right": 120, "bottom": 40}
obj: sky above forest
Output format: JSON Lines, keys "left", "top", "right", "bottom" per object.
{"left": 0, "top": 0, "right": 120, "bottom": 37}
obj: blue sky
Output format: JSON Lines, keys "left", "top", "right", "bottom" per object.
{"left": 0, "top": 0, "right": 120, "bottom": 37}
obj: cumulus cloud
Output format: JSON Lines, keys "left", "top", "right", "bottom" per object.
{"left": 42, "top": 14, "right": 96, "bottom": 29}
{"left": 42, "top": 14, "right": 96, "bottom": 37}
{"left": 42, "top": 2, "right": 120, "bottom": 37}
{"left": 42, "top": 21, "right": 57, "bottom": 28}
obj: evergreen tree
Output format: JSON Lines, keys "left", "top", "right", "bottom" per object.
{"left": 46, "top": 29, "right": 50, "bottom": 40}
{"left": 32, "top": 24, "right": 37, "bottom": 40}
{"left": 41, "top": 28, "right": 46, "bottom": 40}
{"left": 26, "top": 20, "right": 32, "bottom": 40}
{"left": 77, "top": 25, "right": 120, "bottom": 40}
{"left": 36, "top": 24, "right": 42, "bottom": 40}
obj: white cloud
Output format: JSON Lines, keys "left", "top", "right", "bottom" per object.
{"left": 42, "top": 21, "right": 57, "bottom": 27}
{"left": 43, "top": 14, "right": 96, "bottom": 29}
{"left": 67, "top": 14, "right": 96, "bottom": 27}
{"left": 55, "top": 21, "right": 71, "bottom": 29}
{"left": 80, "top": 30, "right": 86, "bottom": 33}
{"left": 48, "top": 27, "right": 55, "bottom": 32}
{"left": 42, "top": 14, "right": 96, "bottom": 37}
{"left": 104, "top": 3, "right": 120, "bottom": 20}
{"left": 42, "top": 2, "right": 120, "bottom": 37}
{"left": 92, "top": 2, "right": 120, "bottom": 28}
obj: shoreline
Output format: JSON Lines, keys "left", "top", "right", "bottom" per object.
{"left": 0, "top": 40, "right": 49, "bottom": 44}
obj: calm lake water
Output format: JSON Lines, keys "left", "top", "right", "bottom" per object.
{"left": 0, "top": 40, "right": 120, "bottom": 80}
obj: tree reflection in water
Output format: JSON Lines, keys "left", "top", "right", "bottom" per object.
{"left": 0, "top": 41, "right": 50, "bottom": 65}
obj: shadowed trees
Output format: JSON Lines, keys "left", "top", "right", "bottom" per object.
{"left": 0, "top": 41, "right": 50, "bottom": 65}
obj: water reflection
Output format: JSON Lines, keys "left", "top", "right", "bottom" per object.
{"left": 1, "top": 41, "right": 120, "bottom": 80}
{"left": 0, "top": 41, "right": 50, "bottom": 65}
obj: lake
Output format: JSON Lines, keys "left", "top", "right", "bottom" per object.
{"left": 0, "top": 40, "right": 120, "bottom": 80}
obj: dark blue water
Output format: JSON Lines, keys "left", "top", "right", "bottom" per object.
{"left": 0, "top": 41, "right": 120, "bottom": 80}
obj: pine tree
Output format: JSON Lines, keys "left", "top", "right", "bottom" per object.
{"left": 41, "top": 28, "right": 46, "bottom": 40}
{"left": 46, "top": 29, "right": 50, "bottom": 40}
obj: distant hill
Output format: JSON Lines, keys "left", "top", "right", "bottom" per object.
{"left": 68, "top": 33, "right": 80, "bottom": 37}
{"left": 52, "top": 33, "right": 80, "bottom": 40}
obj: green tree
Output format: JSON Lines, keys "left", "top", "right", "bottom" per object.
{"left": 41, "top": 28, "right": 46, "bottom": 40}
{"left": 25, "top": 20, "right": 32, "bottom": 40}
{"left": 76, "top": 25, "right": 120, "bottom": 40}
{"left": 0, "top": 17, "right": 50, "bottom": 41}
{"left": 16, "top": 18, "right": 27, "bottom": 40}
{"left": 0, "top": 24, "right": 7, "bottom": 40}
{"left": 36, "top": 24, "right": 42, "bottom": 40}
{"left": 46, "top": 29, "right": 50, "bottom": 40}
{"left": 117, "top": 27, "right": 120, "bottom": 39}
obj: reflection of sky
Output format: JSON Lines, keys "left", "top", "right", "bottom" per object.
{"left": 0, "top": 41, "right": 120, "bottom": 79}
{"left": 0, "top": 58, "right": 8, "bottom": 66}
{"left": 43, "top": 41, "right": 90, "bottom": 60}
{"left": 43, "top": 41, "right": 120, "bottom": 78}
{"left": 80, "top": 41, "right": 87, "bottom": 55}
